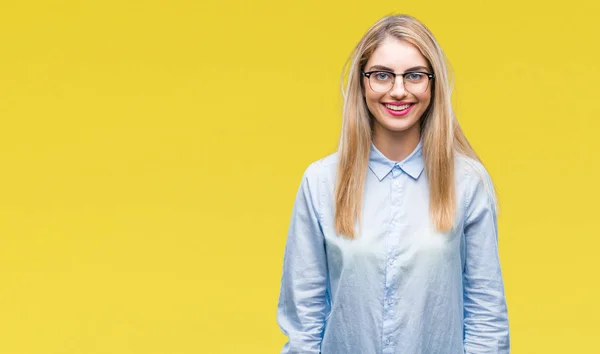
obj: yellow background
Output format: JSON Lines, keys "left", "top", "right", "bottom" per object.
{"left": 1, "top": 0, "right": 598, "bottom": 353}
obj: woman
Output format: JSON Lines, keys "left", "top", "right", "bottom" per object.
{"left": 277, "top": 14, "right": 509, "bottom": 354}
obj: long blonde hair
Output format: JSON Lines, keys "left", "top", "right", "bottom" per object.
{"left": 335, "top": 14, "right": 487, "bottom": 238}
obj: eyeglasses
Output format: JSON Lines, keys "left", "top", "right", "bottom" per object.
{"left": 362, "top": 70, "right": 434, "bottom": 94}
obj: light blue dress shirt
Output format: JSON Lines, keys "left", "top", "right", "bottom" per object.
{"left": 277, "top": 140, "right": 510, "bottom": 354}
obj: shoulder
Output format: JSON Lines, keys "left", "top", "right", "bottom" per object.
{"left": 455, "top": 154, "right": 498, "bottom": 211}
{"left": 295, "top": 152, "right": 338, "bottom": 217}
{"left": 301, "top": 151, "right": 339, "bottom": 183}
{"left": 456, "top": 154, "right": 491, "bottom": 182}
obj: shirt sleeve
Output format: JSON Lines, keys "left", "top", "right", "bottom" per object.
{"left": 462, "top": 167, "right": 510, "bottom": 353}
{"left": 277, "top": 162, "right": 330, "bottom": 354}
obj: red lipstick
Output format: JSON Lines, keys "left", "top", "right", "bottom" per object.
{"left": 381, "top": 102, "right": 415, "bottom": 117}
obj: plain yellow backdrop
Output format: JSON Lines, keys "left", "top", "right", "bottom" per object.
{"left": 1, "top": 0, "right": 599, "bottom": 353}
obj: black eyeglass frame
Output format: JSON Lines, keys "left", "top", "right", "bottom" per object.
{"left": 362, "top": 70, "right": 435, "bottom": 93}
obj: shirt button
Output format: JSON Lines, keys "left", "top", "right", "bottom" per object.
{"left": 388, "top": 258, "right": 395, "bottom": 265}
{"left": 393, "top": 180, "right": 399, "bottom": 186}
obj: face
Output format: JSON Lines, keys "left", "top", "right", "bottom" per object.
{"left": 363, "top": 36, "right": 433, "bottom": 140}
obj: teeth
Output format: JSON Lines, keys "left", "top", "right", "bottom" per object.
{"left": 385, "top": 103, "right": 411, "bottom": 111}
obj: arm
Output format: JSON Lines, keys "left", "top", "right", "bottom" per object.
{"left": 277, "top": 163, "right": 330, "bottom": 354}
{"left": 463, "top": 170, "right": 510, "bottom": 353}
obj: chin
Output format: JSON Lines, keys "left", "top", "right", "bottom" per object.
{"left": 377, "top": 117, "right": 420, "bottom": 134}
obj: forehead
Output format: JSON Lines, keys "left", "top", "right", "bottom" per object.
{"left": 365, "top": 36, "right": 429, "bottom": 71}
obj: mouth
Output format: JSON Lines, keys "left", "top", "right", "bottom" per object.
{"left": 382, "top": 103, "right": 415, "bottom": 117}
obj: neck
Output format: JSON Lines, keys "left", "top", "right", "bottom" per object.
{"left": 372, "top": 124, "right": 421, "bottom": 162}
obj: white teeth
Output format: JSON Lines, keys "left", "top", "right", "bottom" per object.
{"left": 385, "top": 103, "right": 411, "bottom": 111}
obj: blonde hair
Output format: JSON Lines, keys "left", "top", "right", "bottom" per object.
{"left": 335, "top": 14, "right": 488, "bottom": 238}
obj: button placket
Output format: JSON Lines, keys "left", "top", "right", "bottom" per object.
{"left": 383, "top": 165, "right": 402, "bottom": 352}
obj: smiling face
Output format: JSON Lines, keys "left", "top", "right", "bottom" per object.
{"left": 363, "top": 36, "right": 433, "bottom": 142}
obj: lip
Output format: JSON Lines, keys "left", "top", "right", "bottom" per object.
{"left": 382, "top": 102, "right": 415, "bottom": 116}
{"left": 383, "top": 101, "right": 415, "bottom": 106}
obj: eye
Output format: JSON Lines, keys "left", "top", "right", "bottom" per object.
{"left": 405, "top": 72, "right": 425, "bottom": 82}
{"left": 373, "top": 72, "right": 392, "bottom": 81}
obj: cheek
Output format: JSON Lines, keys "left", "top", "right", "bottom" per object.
{"left": 364, "top": 92, "right": 381, "bottom": 111}
{"left": 417, "top": 92, "right": 432, "bottom": 110}
{"left": 365, "top": 90, "right": 383, "bottom": 107}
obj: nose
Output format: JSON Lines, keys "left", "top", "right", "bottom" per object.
{"left": 389, "top": 79, "right": 408, "bottom": 98}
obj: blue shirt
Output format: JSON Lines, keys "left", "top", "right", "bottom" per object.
{"left": 277, "top": 140, "right": 510, "bottom": 354}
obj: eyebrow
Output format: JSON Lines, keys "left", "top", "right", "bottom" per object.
{"left": 367, "top": 65, "right": 430, "bottom": 72}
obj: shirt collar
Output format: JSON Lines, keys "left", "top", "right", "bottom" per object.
{"left": 368, "top": 139, "right": 425, "bottom": 181}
